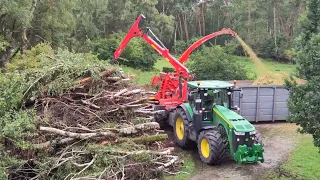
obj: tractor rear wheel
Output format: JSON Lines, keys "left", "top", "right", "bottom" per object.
{"left": 173, "top": 108, "right": 191, "bottom": 148}
{"left": 153, "top": 105, "right": 168, "bottom": 128}
{"left": 197, "top": 129, "right": 226, "bottom": 165}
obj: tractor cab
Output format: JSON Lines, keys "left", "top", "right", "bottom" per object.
{"left": 187, "top": 80, "right": 237, "bottom": 112}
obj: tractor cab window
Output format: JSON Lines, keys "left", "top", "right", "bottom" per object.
{"left": 214, "top": 90, "right": 222, "bottom": 105}
{"left": 203, "top": 89, "right": 214, "bottom": 109}
{"left": 213, "top": 89, "right": 229, "bottom": 108}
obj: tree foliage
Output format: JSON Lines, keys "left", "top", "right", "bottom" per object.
{"left": 286, "top": 0, "right": 320, "bottom": 150}
{"left": 187, "top": 46, "right": 249, "bottom": 81}
{"left": 0, "top": 0, "right": 308, "bottom": 65}
{"left": 93, "top": 32, "right": 158, "bottom": 71}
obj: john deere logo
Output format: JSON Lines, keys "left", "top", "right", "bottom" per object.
{"left": 245, "top": 138, "right": 249, "bottom": 142}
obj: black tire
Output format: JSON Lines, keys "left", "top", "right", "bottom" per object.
{"left": 218, "top": 125, "right": 231, "bottom": 158}
{"left": 254, "top": 131, "right": 264, "bottom": 147}
{"left": 173, "top": 108, "right": 191, "bottom": 148}
{"left": 153, "top": 105, "right": 168, "bottom": 129}
{"left": 197, "top": 130, "right": 226, "bottom": 165}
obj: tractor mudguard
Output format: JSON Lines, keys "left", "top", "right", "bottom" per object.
{"left": 200, "top": 125, "right": 219, "bottom": 131}
{"left": 175, "top": 104, "right": 199, "bottom": 141}
{"left": 176, "top": 104, "right": 193, "bottom": 123}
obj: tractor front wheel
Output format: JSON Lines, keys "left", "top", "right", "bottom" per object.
{"left": 173, "top": 108, "right": 191, "bottom": 148}
{"left": 197, "top": 130, "right": 226, "bottom": 165}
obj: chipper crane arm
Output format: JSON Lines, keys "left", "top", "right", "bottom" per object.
{"left": 179, "top": 28, "right": 237, "bottom": 64}
{"left": 113, "top": 14, "right": 189, "bottom": 77}
{"left": 113, "top": 14, "right": 237, "bottom": 110}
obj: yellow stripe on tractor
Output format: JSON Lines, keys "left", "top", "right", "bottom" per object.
{"left": 213, "top": 108, "right": 233, "bottom": 128}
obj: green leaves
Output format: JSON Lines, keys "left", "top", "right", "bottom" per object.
{"left": 93, "top": 32, "right": 157, "bottom": 71}
{"left": 187, "top": 46, "right": 249, "bottom": 81}
{"left": 287, "top": 0, "right": 320, "bottom": 150}
{"left": 0, "top": 73, "right": 35, "bottom": 148}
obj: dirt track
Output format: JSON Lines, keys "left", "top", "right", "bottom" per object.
{"left": 172, "top": 123, "right": 299, "bottom": 180}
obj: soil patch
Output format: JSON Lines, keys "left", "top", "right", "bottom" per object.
{"left": 189, "top": 123, "right": 298, "bottom": 180}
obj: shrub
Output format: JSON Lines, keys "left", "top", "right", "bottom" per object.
{"left": 93, "top": 32, "right": 157, "bottom": 71}
{"left": 187, "top": 45, "right": 249, "bottom": 81}
{"left": 0, "top": 73, "right": 36, "bottom": 149}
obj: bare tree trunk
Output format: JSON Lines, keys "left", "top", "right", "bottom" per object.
{"left": 273, "top": 0, "right": 278, "bottom": 57}
{"left": 21, "top": 0, "right": 38, "bottom": 54}
{"left": 202, "top": 2, "right": 206, "bottom": 36}
{"left": 196, "top": 1, "right": 201, "bottom": 36}
{"left": 178, "top": 14, "right": 183, "bottom": 40}
{"left": 215, "top": 7, "right": 220, "bottom": 45}
{"left": 174, "top": 23, "right": 177, "bottom": 52}
{"left": 183, "top": 14, "right": 189, "bottom": 41}
{"left": 162, "top": 0, "right": 165, "bottom": 14}
{"left": 21, "top": 29, "right": 28, "bottom": 54}
{"left": 247, "top": 0, "right": 251, "bottom": 35}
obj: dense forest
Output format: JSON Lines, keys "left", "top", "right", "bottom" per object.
{"left": 0, "top": 0, "right": 307, "bottom": 68}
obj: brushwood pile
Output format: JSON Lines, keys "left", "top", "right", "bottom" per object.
{"left": 0, "top": 44, "right": 181, "bottom": 180}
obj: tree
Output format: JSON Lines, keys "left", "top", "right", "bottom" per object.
{"left": 286, "top": 0, "right": 320, "bottom": 150}
{"left": 187, "top": 46, "right": 248, "bottom": 81}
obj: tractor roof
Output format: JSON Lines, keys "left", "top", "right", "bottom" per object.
{"left": 188, "top": 80, "right": 234, "bottom": 89}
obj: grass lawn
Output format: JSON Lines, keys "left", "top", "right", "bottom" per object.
{"left": 121, "top": 56, "right": 296, "bottom": 85}
{"left": 263, "top": 134, "right": 320, "bottom": 180}
{"left": 234, "top": 56, "right": 296, "bottom": 79}
{"left": 155, "top": 59, "right": 172, "bottom": 71}
{"left": 164, "top": 152, "right": 196, "bottom": 180}
{"left": 281, "top": 135, "right": 320, "bottom": 179}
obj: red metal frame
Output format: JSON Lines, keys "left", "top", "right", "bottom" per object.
{"left": 179, "top": 28, "right": 237, "bottom": 64}
{"left": 113, "top": 14, "right": 238, "bottom": 110}
{"left": 114, "top": 14, "right": 189, "bottom": 77}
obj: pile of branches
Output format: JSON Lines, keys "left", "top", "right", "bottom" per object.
{"left": 6, "top": 65, "right": 181, "bottom": 179}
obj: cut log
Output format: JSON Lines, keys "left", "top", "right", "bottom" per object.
{"left": 126, "top": 98, "right": 147, "bottom": 105}
{"left": 114, "top": 88, "right": 128, "bottom": 97}
{"left": 123, "top": 89, "right": 142, "bottom": 96}
{"left": 79, "top": 68, "right": 116, "bottom": 84}
{"left": 134, "top": 110, "right": 166, "bottom": 115}
{"left": 34, "top": 137, "right": 74, "bottom": 149}
{"left": 39, "top": 126, "right": 115, "bottom": 139}
{"left": 157, "top": 155, "right": 179, "bottom": 171}
{"left": 80, "top": 100, "right": 100, "bottom": 110}
{"left": 130, "top": 134, "right": 168, "bottom": 144}
{"left": 106, "top": 77, "right": 121, "bottom": 82}
{"left": 119, "top": 122, "right": 160, "bottom": 135}
{"left": 107, "top": 147, "right": 174, "bottom": 156}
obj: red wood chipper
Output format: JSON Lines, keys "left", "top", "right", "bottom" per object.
{"left": 113, "top": 14, "right": 264, "bottom": 165}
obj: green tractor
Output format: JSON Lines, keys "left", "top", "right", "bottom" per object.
{"left": 167, "top": 80, "right": 264, "bottom": 165}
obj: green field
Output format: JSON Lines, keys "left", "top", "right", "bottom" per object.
{"left": 234, "top": 56, "right": 296, "bottom": 78}
{"left": 264, "top": 135, "right": 320, "bottom": 180}
{"left": 122, "top": 56, "right": 296, "bottom": 85}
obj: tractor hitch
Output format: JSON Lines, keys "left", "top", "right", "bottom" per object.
{"left": 234, "top": 144, "right": 264, "bottom": 165}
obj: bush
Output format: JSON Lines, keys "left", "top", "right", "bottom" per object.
{"left": 93, "top": 32, "right": 157, "bottom": 71}
{"left": 173, "top": 36, "right": 203, "bottom": 54}
{"left": 187, "top": 45, "right": 249, "bottom": 81}
{"left": 0, "top": 73, "right": 36, "bottom": 149}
